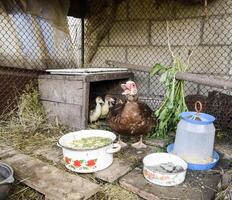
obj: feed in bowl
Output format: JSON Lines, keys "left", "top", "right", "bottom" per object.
{"left": 143, "top": 153, "right": 187, "bottom": 186}
{"left": 146, "top": 162, "right": 185, "bottom": 173}
{"left": 68, "top": 136, "right": 112, "bottom": 150}
{"left": 58, "top": 130, "right": 121, "bottom": 173}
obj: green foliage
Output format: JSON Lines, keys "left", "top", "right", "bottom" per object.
{"left": 150, "top": 57, "right": 188, "bottom": 138}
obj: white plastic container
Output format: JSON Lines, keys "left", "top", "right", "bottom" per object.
{"left": 143, "top": 153, "right": 187, "bottom": 186}
{"left": 173, "top": 111, "right": 215, "bottom": 164}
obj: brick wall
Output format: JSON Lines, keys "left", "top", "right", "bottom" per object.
{"left": 86, "top": 0, "right": 232, "bottom": 106}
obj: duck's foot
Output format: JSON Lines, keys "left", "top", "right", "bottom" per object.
{"left": 131, "top": 135, "right": 147, "bottom": 149}
{"left": 88, "top": 121, "right": 99, "bottom": 129}
{"left": 95, "top": 121, "right": 100, "bottom": 125}
{"left": 89, "top": 124, "right": 97, "bottom": 129}
{"left": 117, "top": 135, "right": 128, "bottom": 148}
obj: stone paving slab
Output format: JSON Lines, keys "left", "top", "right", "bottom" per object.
{"left": 95, "top": 158, "right": 132, "bottom": 183}
{"left": 120, "top": 168, "right": 221, "bottom": 200}
{"left": 34, "top": 144, "right": 156, "bottom": 183}
{"left": 34, "top": 145, "right": 134, "bottom": 183}
{"left": 0, "top": 145, "right": 100, "bottom": 200}
{"left": 215, "top": 143, "right": 232, "bottom": 160}
{"left": 34, "top": 145, "right": 63, "bottom": 163}
{"left": 116, "top": 145, "right": 155, "bottom": 162}
{"left": 144, "top": 138, "right": 173, "bottom": 148}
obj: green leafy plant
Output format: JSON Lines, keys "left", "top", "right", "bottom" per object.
{"left": 149, "top": 22, "right": 194, "bottom": 138}
{"left": 150, "top": 57, "right": 188, "bottom": 138}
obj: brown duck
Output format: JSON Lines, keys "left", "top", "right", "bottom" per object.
{"left": 107, "top": 81, "right": 155, "bottom": 149}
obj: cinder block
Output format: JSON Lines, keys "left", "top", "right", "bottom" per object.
{"left": 229, "top": 62, "right": 232, "bottom": 75}
{"left": 151, "top": 18, "right": 202, "bottom": 46}
{"left": 198, "top": 84, "right": 225, "bottom": 96}
{"left": 134, "top": 71, "right": 150, "bottom": 95}
{"left": 128, "top": 0, "right": 232, "bottom": 19}
{"left": 128, "top": 0, "right": 175, "bottom": 20}
{"left": 128, "top": 0, "right": 154, "bottom": 20}
{"left": 202, "top": 15, "right": 232, "bottom": 45}
{"left": 127, "top": 46, "right": 191, "bottom": 68}
{"left": 207, "top": 0, "right": 232, "bottom": 16}
{"left": 149, "top": 74, "right": 198, "bottom": 97}
{"left": 109, "top": 21, "right": 149, "bottom": 45}
{"left": 90, "top": 47, "right": 126, "bottom": 67}
{"left": 189, "top": 46, "right": 231, "bottom": 75}
{"left": 175, "top": 3, "right": 203, "bottom": 18}
{"left": 198, "top": 75, "right": 232, "bottom": 96}
{"left": 184, "top": 82, "right": 199, "bottom": 96}
{"left": 176, "top": 0, "right": 231, "bottom": 18}
{"left": 127, "top": 46, "right": 172, "bottom": 67}
{"left": 128, "top": 46, "right": 199, "bottom": 97}
{"left": 116, "top": 1, "right": 128, "bottom": 20}
{"left": 149, "top": 75, "right": 165, "bottom": 96}
{"left": 87, "top": 30, "right": 108, "bottom": 47}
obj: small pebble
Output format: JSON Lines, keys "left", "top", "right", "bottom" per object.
{"left": 146, "top": 162, "right": 184, "bottom": 173}
{"left": 160, "top": 162, "right": 175, "bottom": 172}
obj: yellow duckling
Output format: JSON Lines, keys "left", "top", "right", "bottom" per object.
{"left": 100, "top": 96, "right": 115, "bottom": 119}
{"left": 89, "top": 96, "right": 104, "bottom": 123}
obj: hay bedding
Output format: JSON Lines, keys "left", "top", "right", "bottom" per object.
{"left": 8, "top": 180, "right": 44, "bottom": 200}
{"left": 0, "top": 85, "right": 63, "bottom": 199}
{"left": 215, "top": 170, "right": 232, "bottom": 200}
{"left": 0, "top": 84, "right": 138, "bottom": 200}
{"left": 2, "top": 84, "right": 229, "bottom": 200}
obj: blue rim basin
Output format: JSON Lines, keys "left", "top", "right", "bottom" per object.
{"left": 167, "top": 143, "right": 219, "bottom": 171}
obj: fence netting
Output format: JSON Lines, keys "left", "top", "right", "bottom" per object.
{"left": 0, "top": 0, "right": 231, "bottom": 135}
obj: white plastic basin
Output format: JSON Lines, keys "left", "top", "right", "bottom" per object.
{"left": 143, "top": 153, "right": 187, "bottom": 186}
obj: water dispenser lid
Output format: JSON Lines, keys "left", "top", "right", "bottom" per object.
{"left": 180, "top": 112, "right": 215, "bottom": 125}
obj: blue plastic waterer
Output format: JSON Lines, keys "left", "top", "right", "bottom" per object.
{"left": 170, "top": 103, "right": 219, "bottom": 171}
{"left": 167, "top": 143, "right": 219, "bottom": 170}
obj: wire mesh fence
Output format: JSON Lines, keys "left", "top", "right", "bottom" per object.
{"left": 0, "top": 2, "right": 81, "bottom": 115}
{"left": 0, "top": 0, "right": 232, "bottom": 134}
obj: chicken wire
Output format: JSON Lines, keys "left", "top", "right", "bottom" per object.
{"left": 0, "top": 3, "right": 81, "bottom": 115}
{"left": 0, "top": 0, "right": 232, "bottom": 135}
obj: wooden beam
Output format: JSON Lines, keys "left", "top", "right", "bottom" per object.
{"left": 106, "top": 60, "right": 232, "bottom": 90}
{"left": 0, "top": 144, "right": 100, "bottom": 200}
{"left": 175, "top": 72, "right": 232, "bottom": 90}
{"left": 81, "top": 16, "right": 85, "bottom": 68}
{"left": 0, "top": 66, "right": 45, "bottom": 78}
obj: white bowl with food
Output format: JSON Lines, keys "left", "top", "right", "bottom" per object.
{"left": 143, "top": 153, "right": 187, "bottom": 186}
{"left": 58, "top": 130, "right": 121, "bottom": 173}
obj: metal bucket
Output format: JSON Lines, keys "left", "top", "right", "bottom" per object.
{"left": 0, "top": 162, "right": 14, "bottom": 200}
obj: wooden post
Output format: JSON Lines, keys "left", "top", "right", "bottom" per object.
{"left": 106, "top": 60, "right": 232, "bottom": 90}
{"left": 81, "top": 16, "right": 85, "bottom": 68}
